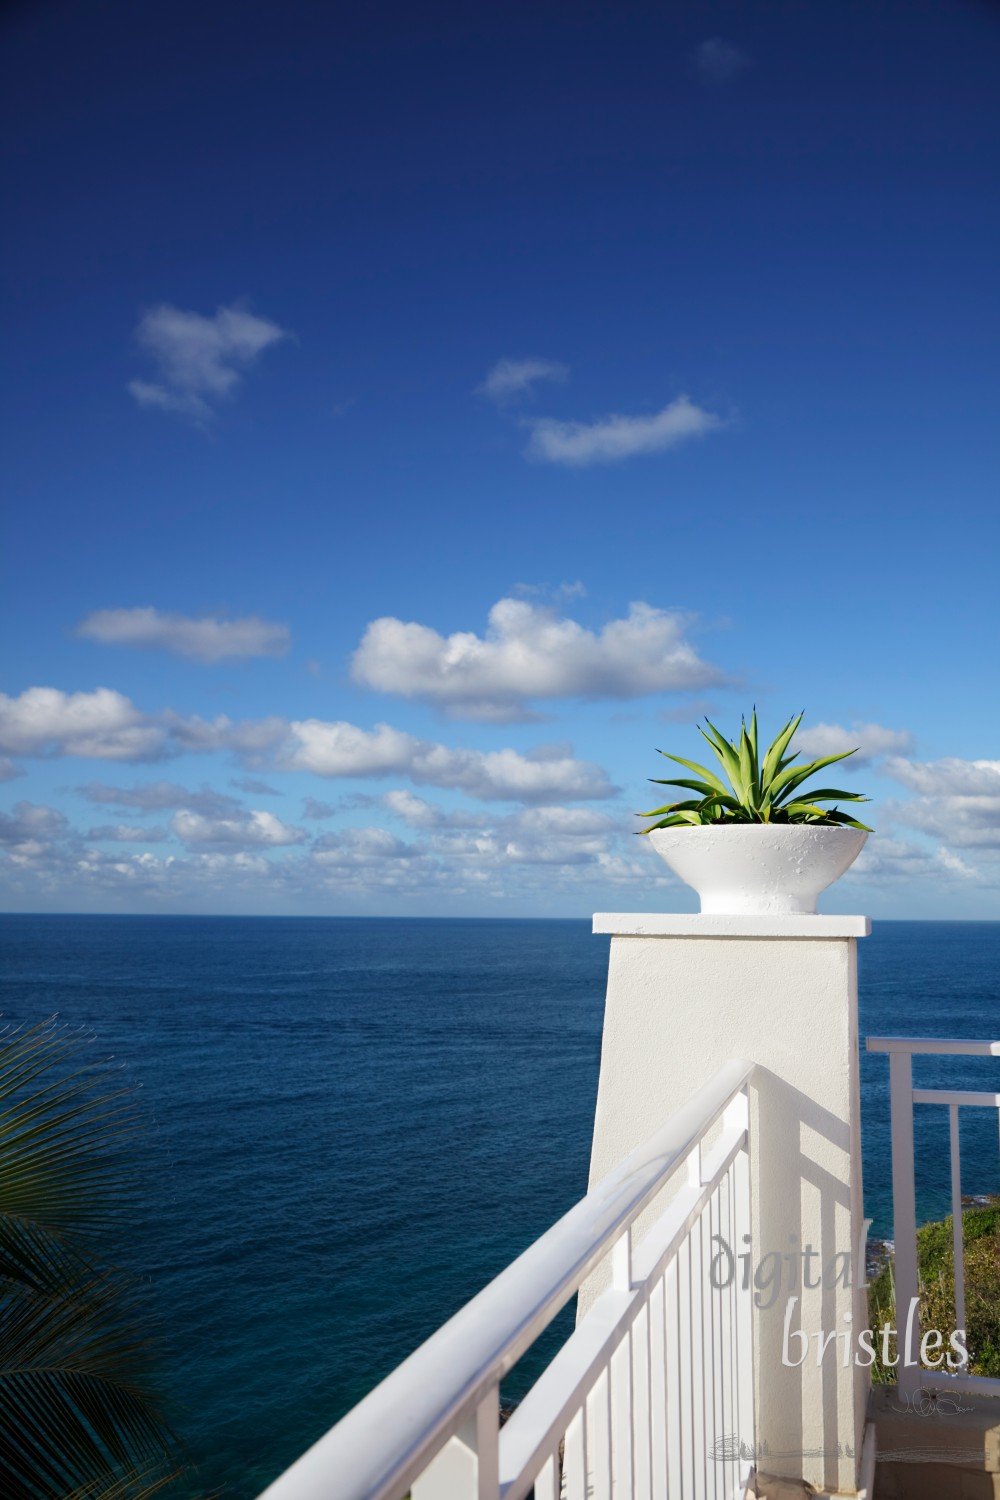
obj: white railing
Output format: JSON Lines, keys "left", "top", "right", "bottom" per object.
{"left": 258, "top": 1058, "right": 757, "bottom": 1500}
{"left": 867, "top": 1035, "right": 1000, "bottom": 1400}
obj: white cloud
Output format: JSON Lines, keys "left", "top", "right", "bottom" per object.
{"left": 284, "top": 719, "right": 615, "bottom": 803}
{"left": 2, "top": 679, "right": 615, "bottom": 810}
{"left": 302, "top": 798, "right": 338, "bottom": 820}
{"left": 0, "top": 758, "right": 24, "bottom": 782}
{"left": 0, "top": 687, "right": 168, "bottom": 761}
{"left": 478, "top": 357, "right": 568, "bottom": 402}
{"left": 352, "top": 597, "right": 726, "bottom": 719}
{"left": 795, "top": 721, "right": 915, "bottom": 766}
{"left": 497, "top": 805, "right": 618, "bottom": 865}
{"left": 166, "top": 711, "right": 289, "bottom": 760}
{"left": 381, "top": 790, "right": 484, "bottom": 830}
{"left": 312, "top": 826, "right": 418, "bottom": 865}
{"left": 87, "top": 824, "right": 169, "bottom": 843}
{"left": 231, "top": 776, "right": 282, "bottom": 796}
{"left": 694, "top": 39, "right": 751, "bottom": 84}
{"left": 127, "top": 301, "right": 288, "bottom": 422}
{"left": 79, "top": 781, "right": 241, "bottom": 815}
{"left": 0, "top": 803, "right": 70, "bottom": 845}
{"left": 77, "top": 607, "right": 290, "bottom": 662}
{"left": 847, "top": 832, "right": 989, "bottom": 884}
{"left": 883, "top": 757, "right": 1000, "bottom": 798}
{"left": 0, "top": 687, "right": 284, "bottom": 768}
{"left": 882, "top": 756, "right": 1000, "bottom": 849}
{"left": 171, "top": 808, "right": 307, "bottom": 849}
{"left": 847, "top": 834, "right": 943, "bottom": 881}
{"left": 0, "top": 788, "right": 680, "bottom": 909}
{"left": 936, "top": 847, "right": 979, "bottom": 879}
{"left": 524, "top": 394, "right": 724, "bottom": 465}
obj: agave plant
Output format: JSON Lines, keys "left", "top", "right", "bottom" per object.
{"left": 639, "top": 711, "right": 872, "bottom": 831}
{"left": 0, "top": 1017, "right": 196, "bottom": 1500}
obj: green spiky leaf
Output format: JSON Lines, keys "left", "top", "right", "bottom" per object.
{"left": 638, "top": 714, "right": 874, "bottom": 831}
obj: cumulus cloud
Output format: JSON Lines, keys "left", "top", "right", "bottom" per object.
{"left": 524, "top": 395, "right": 724, "bottom": 466}
{"left": 284, "top": 719, "right": 615, "bottom": 802}
{"left": 0, "top": 688, "right": 294, "bottom": 767}
{"left": 312, "top": 826, "right": 418, "bottom": 865}
{"left": 478, "top": 357, "right": 568, "bottom": 402}
{"left": 78, "top": 781, "right": 241, "bottom": 815}
{"left": 127, "top": 301, "right": 288, "bottom": 422}
{"left": 231, "top": 777, "right": 282, "bottom": 796}
{"left": 86, "top": 824, "right": 169, "bottom": 843}
{"left": 694, "top": 39, "right": 751, "bottom": 84}
{"left": 883, "top": 757, "right": 1000, "bottom": 799}
{"left": 0, "top": 803, "right": 70, "bottom": 845}
{"left": 882, "top": 757, "right": 1000, "bottom": 848}
{"left": 847, "top": 835, "right": 942, "bottom": 882}
{"left": 0, "top": 687, "right": 168, "bottom": 761}
{"left": 352, "top": 597, "right": 727, "bottom": 720}
{"left": 795, "top": 721, "right": 915, "bottom": 766}
{"left": 0, "top": 686, "right": 614, "bottom": 807}
{"left": 497, "top": 805, "right": 618, "bottom": 865}
{"left": 171, "top": 809, "right": 307, "bottom": 849}
{"left": 302, "top": 798, "right": 338, "bottom": 820}
{"left": 936, "top": 847, "right": 980, "bottom": 879}
{"left": 166, "top": 711, "right": 289, "bottom": 761}
{"left": 77, "top": 607, "right": 290, "bottom": 662}
{"left": 0, "top": 790, "right": 676, "bottom": 909}
{"left": 0, "top": 687, "right": 277, "bottom": 762}
{"left": 381, "top": 790, "right": 484, "bottom": 830}
{"left": 847, "top": 833, "right": 986, "bottom": 883}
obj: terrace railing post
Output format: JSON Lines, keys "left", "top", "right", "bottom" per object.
{"left": 411, "top": 1386, "right": 500, "bottom": 1500}
{"left": 588, "top": 912, "right": 872, "bottom": 1497}
{"left": 887, "top": 1049, "right": 920, "bottom": 1399}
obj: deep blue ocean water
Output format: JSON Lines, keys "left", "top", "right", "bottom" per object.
{"left": 1, "top": 915, "right": 997, "bottom": 1497}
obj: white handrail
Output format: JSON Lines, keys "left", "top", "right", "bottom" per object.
{"left": 258, "top": 1056, "right": 755, "bottom": 1500}
{"left": 867, "top": 1037, "right": 1000, "bottom": 1055}
{"left": 913, "top": 1089, "right": 1000, "bottom": 1107}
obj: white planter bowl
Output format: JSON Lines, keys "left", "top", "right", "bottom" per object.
{"left": 648, "top": 824, "right": 868, "bottom": 915}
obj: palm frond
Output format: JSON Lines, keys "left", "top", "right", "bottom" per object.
{"left": 0, "top": 1019, "right": 197, "bottom": 1500}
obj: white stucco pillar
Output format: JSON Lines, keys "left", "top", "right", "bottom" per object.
{"left": 588, "top": 913, "right": 871, "bottom": 1497}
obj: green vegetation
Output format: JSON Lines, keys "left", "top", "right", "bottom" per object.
{"left": 638, "top": 710, "right": 872, "bottom": 831}
{"left": 867, "top": 1199, "right": 1000, "bottom": 1383}
{"left": 0, "top": 1018, "right": 196, "bottom": 1500}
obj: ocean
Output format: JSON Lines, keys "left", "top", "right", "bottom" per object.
{"left": 1, "top": 915, "right": 997, "bottom": 1496}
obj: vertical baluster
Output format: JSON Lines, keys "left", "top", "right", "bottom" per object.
{"left": 563, "top": 1406, "right": 586, "bottom": 1500}
{"left": 587, "top": 1367, "right": 613, "bottom": 1500}
{"left": 610, "top": 1221, "right": 634, "bottom": 1498}
{"left": 889, "top": 1050, "right": 921, "bottom": 1398}
{"left": 679, "top": 1232, "right": 695, "bottom": 1498}
{"left": 632, "top": 1300, "right": 652, "bottom": 1500}
{"left": 701, "top": 1197, "right": 717, "bottom": 1499}
{"left": 665, "top": 1255, "right": 682, "bottom": 1499}
{"left": 733, "top": 1141, "right": 755, "bottom": 1485}
{"left": 704, "top": 1188, "right": 717, "bottom": 1499}
{"left": 690, "top": 1212, "right": 707, "bottom": 1498}
{"left": 411, "top": 1385, "right": 499, "bottom": 1500}
{"left": 950, "top": 1103, "right": 966, "bottom": 1337}
{"left": 534, "top": 1452, "right": 559, "bottom": 1500}
{"left": 717, "top": 1172, "right": 733, "bottom": 1499}
{"left": 611, "top": 1325, "right": 634, "bottom": 1500}
{"left": 612, "top": 1225, "right": 632, "bottom": 1291}
{"left": 649, "top": 1274, "right": 668, "bottom": 1499}
{"left": 728, "top": 1163, "right": 739, "bottom": 1499}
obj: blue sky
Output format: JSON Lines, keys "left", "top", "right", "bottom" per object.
{"left": 2, "top": 0, "right": 998, "bottom": 917}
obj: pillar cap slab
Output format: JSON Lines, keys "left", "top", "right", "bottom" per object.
{"left": 592, "top": 912, "right": 871, "bottom": 938}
